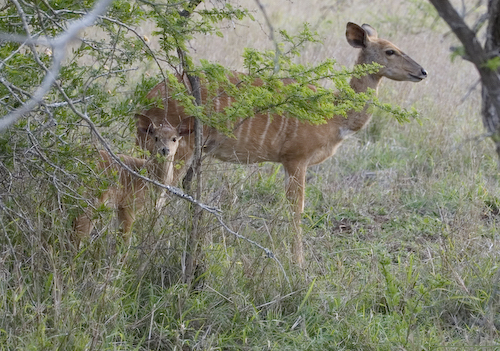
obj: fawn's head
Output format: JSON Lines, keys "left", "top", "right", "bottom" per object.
{"left": 346, "top": 22, "right": 427, "bottom": 82}
{"left": 135, "top": 113, "right": 194, "bottom": 159}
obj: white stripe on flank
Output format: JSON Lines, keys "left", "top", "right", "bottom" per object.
{"left": 339, "top": 127, "right": 355, "bottom": 139}
{"left": 282, "top": 116, "right": 289, "bottom": 140}
{"left": 215, "top": 96, "right": 221, "bottom": 112}
{"left": 244, "top": 115, "right": 253, "bottom": 145}
{"left": 273, "top": 115, "right": 284, "bottom": 148}
{"left": 291, "top": 118, "right": 298, "bottom": 140}
{"left": 277, "top": 115, "right": 285, "bottom": 140}
{"left": 259, "top": 113, "right": 272, "bottom": 150}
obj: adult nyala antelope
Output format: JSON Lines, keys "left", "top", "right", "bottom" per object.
{"left": 142, "top": 22, "right": 427, "bottom": 264}
{"left": 74, "top": 113, "right": 194, "bottom": 245}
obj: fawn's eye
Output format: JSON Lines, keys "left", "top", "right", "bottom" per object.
{"left": 172, "top": 137, "right": 177, "bottom": 142}
{"left": 385, "top": 49, "right": 395, "bottom": 56}
{"left": 155, "top": 136, "right": 159, "bottom": 142}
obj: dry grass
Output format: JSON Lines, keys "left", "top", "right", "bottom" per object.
{"left": 2, "top": 0, "right": 500, "bottom": 350}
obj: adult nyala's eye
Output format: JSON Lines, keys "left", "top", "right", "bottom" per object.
{"left": 386, "top": 49, "right": 395, "bottom": 56}
{"left": 155, "top": 136, "right": 159, "bottom": 142}
{"left": 172, "top": 137, "right": 177, "bottom": 142}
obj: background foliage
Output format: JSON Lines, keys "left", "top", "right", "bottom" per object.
{"left": 1, "top": 0, "right": 499, "bottom": 350}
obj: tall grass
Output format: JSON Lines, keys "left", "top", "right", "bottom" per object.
{"left": 2, "top": 0, "right": 500, "bottom": 350}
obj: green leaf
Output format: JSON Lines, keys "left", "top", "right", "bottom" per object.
{"left": 482, "top": 56, "right": 500, "bottom": 72}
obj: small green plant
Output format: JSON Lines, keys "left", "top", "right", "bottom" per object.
{"left": 1, "top": 0, "right": 499, "bottom": 350}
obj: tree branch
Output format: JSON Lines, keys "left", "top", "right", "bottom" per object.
{"left": 254, "top": 0, "right": 280, "bottom": 72}
{"left": 428, "top": 0, "right": 500, "bottom": 119}
{"left": 0, "top": 0, "right": 290, "bottom": 287}
{"left": 0, "top": 0, "right": 114, "bottom": 132}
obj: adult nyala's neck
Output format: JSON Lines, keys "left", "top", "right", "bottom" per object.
{"left": 339, "top": 65, "right": 383, "bottom": 132}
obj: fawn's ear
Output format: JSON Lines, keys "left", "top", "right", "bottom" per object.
{"left": 177, "top": 116, "right": 196, "bottom": 137}
{"left": 135, "top": 113, "right": 156, "bottom": 135}
{"left": 346, "top": 22, "right": 371, "bottom": 49}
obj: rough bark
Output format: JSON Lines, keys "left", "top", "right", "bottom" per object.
{"left": 182, "top": 74, "right": 204, "bottom": 286}
{"left": 429, "top": 0, "right": 500, "bottom": 164}
{"left": 482, "top": 0, "right": 500, "bottom": 158}
{"left": 177, "top": 0, "right": 205, "bottom": 285}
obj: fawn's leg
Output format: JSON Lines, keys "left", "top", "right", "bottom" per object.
{"left": 73, "top": 189, "right": 112, "bottom": 247}
{"left": 117, "top": 204, "right": 136, "bottom": 244}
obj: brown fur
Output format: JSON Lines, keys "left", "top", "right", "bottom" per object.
{"left": 139, "top": 22, "right": 427, "bottom": 264}
{"left": 74, "top": 114, "right": 193, "bottom": 245}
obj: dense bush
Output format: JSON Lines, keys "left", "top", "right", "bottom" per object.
{"left": 0, "top": 0, "right": 499, "bottom": 349}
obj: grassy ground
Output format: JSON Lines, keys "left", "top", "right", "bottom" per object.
{"left": 2, "top": 0, "right": 500, "bottom": 350}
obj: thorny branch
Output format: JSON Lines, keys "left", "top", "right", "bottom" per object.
{"left": 0, "top": 0, "right": 114, "bottom": 131}
{"left": 0, "top": 0, "right": 290, "bottom": 287}
{"left": 48, "top": 9, "right": 168, "bottom": 84}
{"left": 71, "top": 93, "right": 290, "bottom": 287}
{"left": 57, "top": 75, "right": 290, "bottom": 281}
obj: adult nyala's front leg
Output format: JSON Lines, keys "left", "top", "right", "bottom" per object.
{"left": 284, "top": 162, "right": 306, "bottom": 266}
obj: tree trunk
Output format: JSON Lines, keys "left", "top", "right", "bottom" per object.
{"left": 482, "top": 0, "right": 500, "bottom": 161}
{"left": 429, "top": 0, "right": 500, "bottom": 165}
{"left": 177, "top": 0, "right": 205, "bottom": 285}
{"left": 182, "top": 75, "right": 204, "bottom": 286}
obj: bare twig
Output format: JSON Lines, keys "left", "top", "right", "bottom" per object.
{"left": 50, "top": 9, "right": 167, "bottom": 85}
{"left": 137, "top": 0, "right": 189, "bottom": 8}
{"left": 52, "top": 74, "right": 289, "bottom": 285}
{"left": 253, "top": 0, "right": 280, "bottom": 72}
{"left": 213, "top": 213, "right": 291, "bottom": 289}
{"left": 459, "top": 78, "right": 480, "bottom": 104}
{"left": 0, "top": 0, "right": 114, "bottom": 131}
{"left": 0, "top": 0, "right": 290, "bottom": 286}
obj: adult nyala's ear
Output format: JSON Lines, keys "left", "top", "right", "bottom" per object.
{"left": 346, "top": 22, "right": 370, "bottom": 49}
{"left": 135, "top": 113, "right": 156, "bottom": 135}
{"left": 177, "top": 116, "right": 196, "bottom": 137}
{"left": 361, "top": 24, "right": 377, "bottom": 39}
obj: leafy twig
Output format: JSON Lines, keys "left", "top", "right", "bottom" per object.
{"left": 0, "top": 0, "right": 114, "bottom": 131}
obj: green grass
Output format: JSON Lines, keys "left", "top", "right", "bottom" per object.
{"left": 2, "top": 0, "right": 500, "bottom": 350}
{"left": 3, "top": 104, "right": 499, "bottom": 349}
